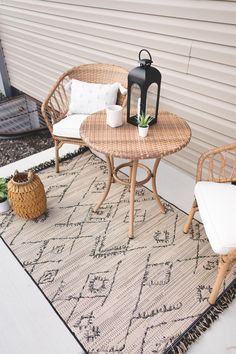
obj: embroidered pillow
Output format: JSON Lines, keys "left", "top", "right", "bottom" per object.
{"left": 68, "top": 79, "right": 120, "bottom": 115}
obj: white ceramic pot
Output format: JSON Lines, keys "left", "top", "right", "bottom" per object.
{"left": 106, "top": 105, "right": 123, "bottom": 128}
{"left": 138, "top": 125, "right": 149, "bottom": 138}
{"left": 0, "top": 199, "right": 10, "bottom": 213}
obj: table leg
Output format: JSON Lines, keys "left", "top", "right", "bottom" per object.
{"left": 129, "top": 160, "right": 138, "bottom": 238}
{"left": 94, "top": 154, "right": 113, "bottom": 212}
{"left": 152, "top": 158, "right": 166, "bottom": 214}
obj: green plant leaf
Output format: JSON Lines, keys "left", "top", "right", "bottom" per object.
{"left": 0, "top": 178, "right": 8, "bottom": 201}
{"left": 136, "top": 114, "right": 154, "bottom": 127}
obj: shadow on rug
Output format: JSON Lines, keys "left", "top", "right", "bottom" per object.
{"left": 0, "top": 150, "right": 235, "bottom": 354}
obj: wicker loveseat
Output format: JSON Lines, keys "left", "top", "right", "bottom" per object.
{"left": 41, "top": 64, "right": 128, "bottom": 172}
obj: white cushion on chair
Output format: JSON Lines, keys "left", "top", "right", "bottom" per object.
{"left": 68, "top": 79, "right": 120, "bottom": 115}
{"left": 52, "top": 114, "right": 88, "bottom": 139}
{"left": 195, "top": 181, "right": 236, "bottom": 255}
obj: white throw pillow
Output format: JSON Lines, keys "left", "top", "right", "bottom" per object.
{"left": 68, "top": 79, "right": 120, "bottom": 115}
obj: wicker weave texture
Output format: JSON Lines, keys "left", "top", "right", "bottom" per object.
{"left": 80, "top": 110, "right": 191, "bottom": 159}
{"left": 196, "top": 143, "right": 236, "bottom": 183}
{"left": 41, "top": 63, "right": 128, "bottom": 172}
{"left": 41, "top": 63, "right": 128, "bottom": 130}
{"left": 8, "top": 171, "right": 47, "bottom": 219}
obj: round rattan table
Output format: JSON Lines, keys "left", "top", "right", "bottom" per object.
{"left": 80, "top": 110, "right": 191, "bottom": 238}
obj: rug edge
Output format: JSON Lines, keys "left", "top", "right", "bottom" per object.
{"left": 0, "top": 235, "right": 88, "bottom": 354}
{"left": 1, "top": 147, "right": 89, "bottom": 353}
{"left": 5, "top": 146, "right": 89, "bottom": 180}
{"left": 165, "top": 279, "right": 236, "bottom": 354}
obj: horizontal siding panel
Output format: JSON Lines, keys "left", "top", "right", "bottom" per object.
{"left": 2, "top": 0, "right": 236, "bottom": 24}
{"left": 0, "top": 24, "right": 189, "bottom": 73}
{"left": 168, "top": 145, "right": 234, "bottom": 173}
{"left": 162, "top": 69, "right": 235, "bottom": 105}
{"left": 173, "top": 147, "right": 200, "bottom": 164}
{"left": 161, "top": 98, "right": 236, "bottom": 138}
{"left": 9, "top": 74, "right": 48, "bottom": 101}
{"left": 44, "top": 0, "right": 236, "bottom": 24}
{"left": 1, "top": 31, "right": 134, "bottom": 69}
{"left": 176, "top": 142, "right": 234, "bottom": 168}
{"left": 188, "top": 138, "right": 215, "bottom": 154}
{"left": 161, "top": 83, "right": 236, "bottom": 123}
{"left": 1, "top": 4, "right": 236, "bottom": 46}
{"left": 188, "top": 58, "right": 236, "bottom": 86}
{"left": 191, "top": 41, "right": 236, "bottom": 67}
{"left": 164, "top": 154, "right": 198, "bottom": 176}
{"left": 5, "top": 60, "right": 56, "bottom": 88}
{"left": 189, "top": 123, "right": 235, "bottom": 148}
{"left": 3, "top": 46, "right": 69, "bottom": 75}
{"left": 4, "top": 54, "right": 64, "bottom": 91}
{"left": 165, "top": 150, "right": 233, "bottom": 178}
{"left": 166, "top": 142, "right": 223, "bottom": 168}
{"left": 1, "top": 34, "right": 93, "bottom": 67}
{"left": 188, "top": 139, "right": 235, "bottom": 170}
{"left": 0, "top": 14, "right": 191, "bottom": 57}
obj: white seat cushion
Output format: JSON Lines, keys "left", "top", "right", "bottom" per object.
{"left": 195, "top": 181, "right": 236, "bottom": 254}
{"left": 52, "top": 114, "right": 88, "bottom": 139}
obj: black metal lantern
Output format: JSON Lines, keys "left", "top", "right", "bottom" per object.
{"left": 127, "top": 49, "right": 162, "bottom": 126}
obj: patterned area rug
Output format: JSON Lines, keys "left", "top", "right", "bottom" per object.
{"left": 1, "top": 150, "right": 235, "bottom": 354}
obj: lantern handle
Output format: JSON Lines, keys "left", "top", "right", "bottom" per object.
{"left": 138, "top": 49, "right": 153, "bottom": 65}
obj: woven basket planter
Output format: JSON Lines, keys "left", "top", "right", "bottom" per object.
{"left": 8, "top": 170, "right": 47, "bottom": 219}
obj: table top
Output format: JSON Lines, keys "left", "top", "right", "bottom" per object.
{"left": 80, "top": 110, "right": 191, "bottom": 160}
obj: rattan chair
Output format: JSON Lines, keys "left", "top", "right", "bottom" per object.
{"left": 41, "top": 64, "right": 128, "bottom": 172}
{"left": 183, "top": 143, "right": 236, "bottom": 304}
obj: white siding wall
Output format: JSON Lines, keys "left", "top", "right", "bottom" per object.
{"left": 0, "top": 0, "right": 235, "bottom": 176}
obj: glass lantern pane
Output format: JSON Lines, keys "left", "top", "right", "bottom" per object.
{"left": 146, "top": 83, "right": 158, "bottom": 118}
{"left": 130, "top": 83, "right": 141, "bottom": 116}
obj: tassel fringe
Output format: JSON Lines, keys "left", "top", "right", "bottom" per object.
{"left": 166, "top": 280, "right": 236, "bottom": 353}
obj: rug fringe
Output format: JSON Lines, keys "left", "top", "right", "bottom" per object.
{"left": 165, "top": 281, "right": 236, "bottom": 353}
{"left": 32, "top": 147, "right": 89, "bottom": 173}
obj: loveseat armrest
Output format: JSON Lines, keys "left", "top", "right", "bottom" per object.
{"left": 41, "top": 70, "right": 72, "bottom": 133}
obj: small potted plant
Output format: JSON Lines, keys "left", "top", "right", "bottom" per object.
{"left": 0, "top": 177, "right": 10, "bottom": 213}
{"left": 136, "top": 114, "right": 154, "bottom": 138}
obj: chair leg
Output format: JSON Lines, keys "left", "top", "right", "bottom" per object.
{"left": 54, "top": 140, "right": 60, "bottom": 173}
{"left": 209, "top": 255, "right": 231, "bottom": 305}
{"left": 183, "top": 199, "right": 198, "bottom": 234}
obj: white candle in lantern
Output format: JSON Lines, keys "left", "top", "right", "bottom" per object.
{"left": 137, "top": 97, "right": 141, "bottom": 117}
